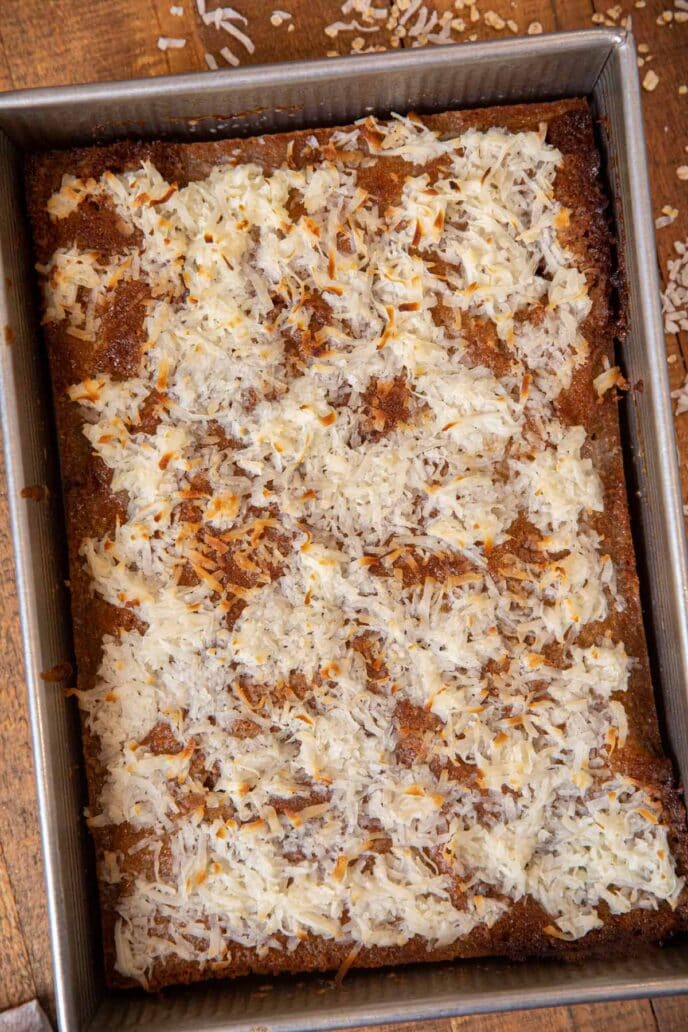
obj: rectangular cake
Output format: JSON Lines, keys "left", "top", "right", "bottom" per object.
{"left": 26, "top": 98, "right": 688, "bottom": 992}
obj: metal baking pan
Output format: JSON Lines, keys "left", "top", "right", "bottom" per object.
{"left": 1, "top": 26, "right": 687, "bottom": 1032}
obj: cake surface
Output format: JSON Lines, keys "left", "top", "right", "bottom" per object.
{"left": 27, "top": 98, "right": 688, "bottom": 992}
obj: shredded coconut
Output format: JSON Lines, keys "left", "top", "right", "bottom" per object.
{"left": 663, "top": 239, "right": 688, "bottom": 335}
{"left": 157, "top": 36, "right": 187, "bottom": 50}
{"left": 655, "top": 206, "right": 679, "bottom": 229}
{"left": 673, "top": 374, "right": 688, "bottom": 415}
{"left": 643, "top": 70, "right": 660, "bottom": 91}
{"left": 270, "top": 10, "right": 291, "bottom": 27}
{"left": 197, "top": 2, "right": 253, "bottom": 68}
{"left": 220, "top": 44, "right": 239, "bottom": 66}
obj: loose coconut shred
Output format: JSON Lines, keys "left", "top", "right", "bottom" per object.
{"left": 42, "top": 115, "right": 684, "bottom": 987}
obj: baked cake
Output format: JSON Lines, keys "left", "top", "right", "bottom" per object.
{"left": 26, "top": 98, "right": 688, "bottom": 991}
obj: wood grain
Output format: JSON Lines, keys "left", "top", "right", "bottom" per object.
{"left": 452, "top": 998, "right": 659, "bottom": 1031}
{"left": 0, "top": 450, "right": 54, "bottom": 1020}
{"left": 0, "top": 1, "right": 687, "bottom": 1029}
{"left": 0, "top": 836, "right": 35, "bottom": 1011}
{"left": 651, "top": 994, "right": 688, "bottom": 1032}
{"left": 0, "top": 38, "right": 54, "bottom": 1023}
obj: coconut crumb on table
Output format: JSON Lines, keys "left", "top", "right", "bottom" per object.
{"left": 194, "top": 2, "right": 255, "bottom": 69}
{"left": 193, "top": 0, "right": 688, "bottom": 60}
{"left": 484, "top": 10, "right": 506, "bottom": 30}
{"left": 678, "top": 166, "right": 688, "bottom": 180}
{"left": 270, "top": 10, "right": 291, "bottom": 27}
{"left": 664, "top": 240, "right": 688, "bottom": 337}
{"left": 157, "top": 36, "right": 187, "bottom": 49}
{"left": 330, "top": 1, "right": 461, "bottom": 53}
{"left": 674, "top": 374, "right": 688, "bottom": 415}
{"left": 656, "top": 206, "right": 679, "bottom": 229}
{"left": 196, "top": 0, "right": 247, "bottom": 27}
{"left": 643, "top": 69, "right": 660, "bottom": 91}
{"left": 220, "top": 18, "right": 255, "bottom": 53}
{"left": 220, "top": 44, "right": 239, "bottom": 66}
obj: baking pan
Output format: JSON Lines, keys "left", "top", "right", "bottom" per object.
{"left": 1, "top": 26, "right": 687, "bottom": 1032}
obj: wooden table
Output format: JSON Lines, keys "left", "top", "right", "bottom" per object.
{"left": 0, "top": 1, "right": 687, "bottom": 1029}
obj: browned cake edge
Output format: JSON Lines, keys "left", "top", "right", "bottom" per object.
{"left": 25, "top": 98, "right": 688, "bottom": 993}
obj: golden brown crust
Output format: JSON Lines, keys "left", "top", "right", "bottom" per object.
{"left": 26, "top": 98, "right": 688, "bottom": 993}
